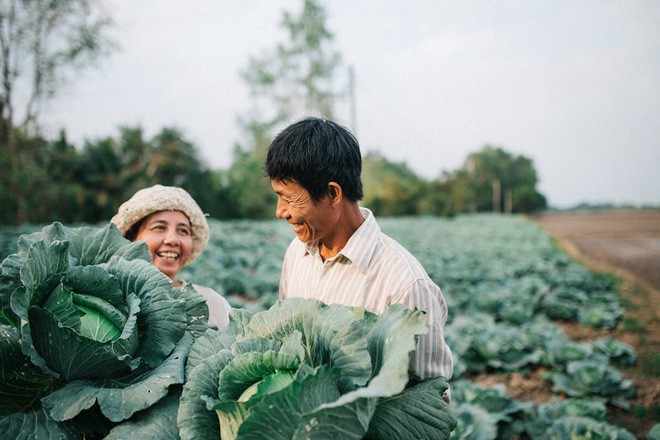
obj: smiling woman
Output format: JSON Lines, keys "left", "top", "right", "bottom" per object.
{"left": 131, "top": 210, "right": 194, "bottom": 282}
{"left": 111, "top": 185, "right": 231, "bottom": 329}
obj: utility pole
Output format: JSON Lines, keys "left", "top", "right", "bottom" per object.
{"left": 348, "top": 66, "right": 357, "bottom": 135}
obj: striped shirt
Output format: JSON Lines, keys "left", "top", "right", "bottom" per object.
{"left": 279, "top": 208, "right": 453, "bottom": 380}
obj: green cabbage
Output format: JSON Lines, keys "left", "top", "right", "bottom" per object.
{"left": 0, "top": 222, "right": 209, "bottom": 437}
{"left": 525, "top": 398, "right": 608, "bottom": 439}
{"left": 448, "top": 403, "right": 498, "bottom": 440}
{"left": 178, "top": 297, "right": 456, "bottom": 440}
{"left": 593, "top": 337, "right": 636, "bottom": 367}
{"left": 550, "top": 360, "right": 635, "bottom": 408}
{"left": 545, "top": 416, "right": 636, "bottom": 440}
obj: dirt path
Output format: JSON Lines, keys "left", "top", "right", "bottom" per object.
{"left": 530, "top": 210, "right": 660, "bottom": 437}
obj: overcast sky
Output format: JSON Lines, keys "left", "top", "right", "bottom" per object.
{"left": 43, "top": 1, "right": 660, "bottom": 208}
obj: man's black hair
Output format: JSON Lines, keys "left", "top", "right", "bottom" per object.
{"left": 264, "top": 117, "right": 363, "bottom": 202}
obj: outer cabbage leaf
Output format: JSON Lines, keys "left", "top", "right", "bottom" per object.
{"left": 105, "top": 392, "right": 182, "bottom": 440}
{"left": 649, "top": 423, "right": 660, "bottom": 440}
{"left": 42, "top": 332, "right": 193, "bottom": 422}
{"left": 0, "top": 250, "right": 23, "bottom": 326}
{"left": 175, "top": 282, "right": 213, "bottom": 337}
{"left": 179, "top": 350, "right": 235, "bottom": 440}
{"left": 0, "top": 407, "right": 79, "bottom": 440}
{"left": 0, "top": 325, "right": 55, "bottom": 415}
{"left": 366, "top": 377, "right": 456, "bottom": 440}
{"left": 63, "top": 222, "right": 152, "bottom": 266}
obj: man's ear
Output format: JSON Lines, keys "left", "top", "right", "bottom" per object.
{"left": 327, "top": 182, "right": 343, "bottom": 205}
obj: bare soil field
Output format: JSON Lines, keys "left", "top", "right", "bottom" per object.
{"left": 530, "top": 210, "right": 660, "bottom": 437}
{"left": 532, "top": 210, "right": 660, "bottom": 291}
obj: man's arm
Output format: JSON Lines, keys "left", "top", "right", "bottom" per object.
{"left": 401, "top": 279, "right": 453, "bottom": 379}
{"left": 400, "top": 279, "right": 453, "bottom": 402}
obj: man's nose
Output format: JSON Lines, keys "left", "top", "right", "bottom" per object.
{"left": 275, "top": 199, "right": 288, "bottom": 218}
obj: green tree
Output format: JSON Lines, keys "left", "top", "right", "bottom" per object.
{"left": 241, "top": 0, "right": 342, "bottom": 127}
{"left": 223, "top": 121, "right": 276, "bottom": 219}
{"left": 439, "top": 169, "right": 474, "bottom": 216}
{"left": 38, "top": 130, "right": 83, "bottom": 223}
{"left": 54, "top": 125, "right": 214, "bottom": 224}
{"left": 75, "top": 135, "right": 124, "bottom": 222}
{"left": 362, "top": 152, "right": 430, "bottom": 216}
{"left": 0, "top": 130, "right": 52, "bottom": 223}
{"left": 464, "top": 146, "right": 546, "bottom": 214}
{"left": 147, "top": 127, "right": 219, "bottom": 220}
{"left": 147, "top": 127, "right": 204, "bottom": 187}
{"left": 225, "top": 0, "right": 344, "bottom": 218}
{"left": 0, "top": 0, "right": 114, "bottom": 224}
{"left": 116, "top": 126, "right": 152, "bottom": 195}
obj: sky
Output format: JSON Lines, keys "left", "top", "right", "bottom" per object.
{"left": 42, "top": 1, "right": 660, "bottom": 209}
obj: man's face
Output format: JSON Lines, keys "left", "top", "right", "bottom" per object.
{"left": 271, "top": 179, "right": 335, "bottom": 244}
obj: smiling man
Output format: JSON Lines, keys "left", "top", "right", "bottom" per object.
{"left": 265, "top": 117, "right": 453, "bottom": 399}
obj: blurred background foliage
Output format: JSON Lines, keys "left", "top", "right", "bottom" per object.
{"left": 0, "top": 0, "right": 546, "bottom": 225}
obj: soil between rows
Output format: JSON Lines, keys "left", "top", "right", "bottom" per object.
{"left": 519, "top": 210, "right": 660, "bottom": 438}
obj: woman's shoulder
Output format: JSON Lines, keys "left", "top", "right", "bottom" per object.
{"left": 192, "top": 284, "right": 229, "bottom": 304}
{"left": 191, "top": 283, "right": 231, "bottom": 329}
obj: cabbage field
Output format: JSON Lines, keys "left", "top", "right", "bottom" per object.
{"left": 1, "top": 214, "right": 656, "bottom": 439}
{"left": 178, "top": 214, "right": 653, "bottom": 439}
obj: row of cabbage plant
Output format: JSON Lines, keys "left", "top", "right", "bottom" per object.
{"left": 1, "top": 214, "right": 652, "bottom": 438}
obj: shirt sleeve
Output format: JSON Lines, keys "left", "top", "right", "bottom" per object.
{"left": 400, "top": 279, "right": 453, "bottom": 381}
{"left": 193, "top": 284, "right": 231, "bottom": 329}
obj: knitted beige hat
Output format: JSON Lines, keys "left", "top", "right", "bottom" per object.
{"left": 111, "top": 185, "right": 209, "bottom": 262}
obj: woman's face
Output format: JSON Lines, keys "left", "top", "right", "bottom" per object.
{"left": 134, "top": 210, "right": 193, "bottom": 285}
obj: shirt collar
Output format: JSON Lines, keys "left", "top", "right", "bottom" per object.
{"left": 336, "top": 207, "right": 380, "bottom": 273}
{"left": 302, "top": 207, "right": 380, "bottom": 273}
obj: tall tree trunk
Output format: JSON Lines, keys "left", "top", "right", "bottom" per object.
{"left": 492, "top": 179, "right": 501, "bottom": 213}
{"left": 504, "top": 189, "right": 513, "bottom": 214}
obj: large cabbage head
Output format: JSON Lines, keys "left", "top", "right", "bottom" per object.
{"left": 178, "top": 297, "right": 456, "bottom": 440}
{"left": 0, "top": 222, "right": 205, "bottom": 436}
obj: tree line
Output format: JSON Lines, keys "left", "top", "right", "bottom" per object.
{"left": 0, "top": 0, "right": 546, "bottom": 226}
{"left": 0, "top": 123, "right": 546, "bottom": 225}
